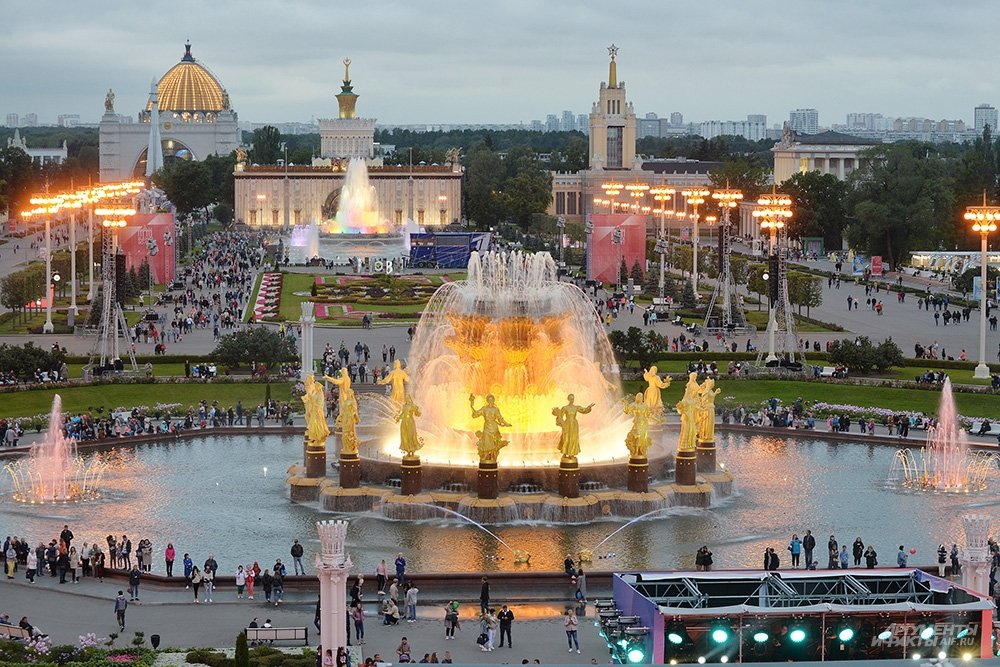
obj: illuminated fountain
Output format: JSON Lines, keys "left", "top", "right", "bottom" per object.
{"left": 4, "top": 395, "right": 107, "bottom": 503}
{"left": 888, "top": 379, "right": 998, "bottom": 492}
{"left": 288, "top": 221, "right": 320, "bottom": 264}
{"left": 324, "top": 158, "right": 389, "bottom": 234}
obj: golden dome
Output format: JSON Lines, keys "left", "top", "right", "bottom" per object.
{"left": 148, "top": 42, "right": 228, "bottom": 113}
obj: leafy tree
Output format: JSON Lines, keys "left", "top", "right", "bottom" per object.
{"left": 730, "top": 256, "right": 749, "bottom": 285}
{"left": 828, "top": 336, "right": 902, "bottom": 373}
{"left": 746, "top": 262, "right": 768, "bottom": 310}
{"left": 463, "top": 144, "right": 503, "bottom": 229}
{"left": 669, "top": 245, "right": 692, "bottom": 276}
{"left": 708, "top": 157, "right": 770, "bottom": 201}
{"left": 783, "top": 171, "right": 848, "bottom": 248}
{"left": 607, "top": 326, "right": 667, "bottom": 367}
{"left": 787, "top": 271, "right": 823, "bottom": 316}
{"left": 953, "top": 265, "right": 1000, "bottom": 295}
{"left": 250, "top": 126, "right": 282, "bottom": 165}
{"left": 211, "top": 327, "right": 297, "bottom": 370}
{"left": 550, "top": 136, "right": 588, "bottom": 173}
{"left": 213, "top": 203, "right": 233, "bottom": 225}
{"left": 153, "top": 160, "right": 213, "bottom": 217}
{"left": 845, "top": 142, "right": 954, "bottom": 268}
{"left": 499, "top": 148, "right": 552, "bottom": 228}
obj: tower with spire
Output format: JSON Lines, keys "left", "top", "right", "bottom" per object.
{"left": 318, "top": 57, "right": 377, "bottom": 160}
{"left": 145, "top": 78, "right": 164, "bottom": 178}
{"left": 588, "top": 44, "right": 636, "bottom": 170}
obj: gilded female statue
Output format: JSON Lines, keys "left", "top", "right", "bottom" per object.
{"left": 378, "top": 359, "right": 410, "bottom": 407}
{"left": 335, "top": 385, "right": 360, "bottom": 455}
{"left": 470, "top": 394, "right": 512, "bottom": 463}
{"left": 396, "top": 394, "right": 423, "bottom": 457}
{"left": 642, "top": 366, "right": 671, "bottom": 414}
{"left": 623, "top": 392, "right": 653, "bottom": 458}
{"left": 696, "top": 377, "right": 721, "bottom": 443}
{"left": 552, "top": 394, "right": 594, "bottom": 459}
{"left": 301, "top": 374, "right": 330, "bottom": 444}
{"left": 675, "top": 372, "right": 701, "bottom": 452}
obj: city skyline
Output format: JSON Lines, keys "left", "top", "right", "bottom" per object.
{"left": 2, "top": 0, "right": 998, "bottom": 127}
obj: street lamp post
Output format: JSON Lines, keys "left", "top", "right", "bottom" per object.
{"left": 650, "top": 186, "right": 674, "bottom": 298}
{"left": 87, "top": 193, "right": 96, "bottom": 301}
{"left": 601, "top": 181, "right": 623, "bottom": 212}
{"left": 612, "top": 226, "right": 624, "bottom": 292}
{"left": 28, "top": 196, "right": 62, "bottom": 333}
{"left": 752, "top": 189, "right": 793, "bottom": 364}
{"left": 585, "top": 218, "right": 594, "bottom": 282}
{"left": 681, "top": 188, "right": 710, "bottom": 297}
{"left": 556, "top": 215, "right": 566, "bottom": 268}
{"left": 711, "top": 186, "right": 744, "bottom": 326}
{"left": 964, "top": 193, "right": 999, "bottom": 379}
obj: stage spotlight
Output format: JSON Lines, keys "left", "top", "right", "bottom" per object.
{"left": 711, "top": 627, "right": 730, "bottom": 644}
{"left": 789, "top": 628, "right": 807, "bottom": 643}
{"left": 918, "top": 624, "right": 935, "bottom": 641}
{"left": 877, "top": 629, "right": 893, "bottom": 641}
{"left": 838, "top": 626, "right": 855, "bottom": 642}
{"left": 752, "top": 631, "right": 770, "bottom": 643}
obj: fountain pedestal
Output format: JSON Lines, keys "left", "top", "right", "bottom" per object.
{"left": 400, "top": 455, "right": 422, "bottom": 495}
{"left": 477, "top": 460, "right": 499, "bottom": 499}
{"left": 340, "top": 452, "right": 361, "bottom": 488}
{"left": 696, "top": 440, "right": 716, "bottom": 473}
{"left": 627, "top": 456, "right": 649, "bottom": 493}
{"left": 558, "top": 457, "right": 580, "bottom": 499}
{"left": 675, "top": 450, "right": 697, "bottom": 485}
{"left": 304, "top": 436, "right": 327, "bottom": 478}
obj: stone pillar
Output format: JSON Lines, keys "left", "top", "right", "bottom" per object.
{"left": 316, "top": 520, "right": 352, "bottom": 654}
{"left": 558, "top": 457, "right": 580, "bottom": 499}
{"left": 477, "top": 460, "right": 499, "bottom": 500}
{"left": 675, "top": 450, "right": 697, "bottom": 486}
{"left": 961, "top": 514, "right": 992, "bottom": 595}
{"left": 627, "top": 456, "right": 648, "bottom": 493}
{"left": 400, "top": 455, "right": 422, "bottom": 495}
{"left": 339, "top": 450, "right": 360, "bottom": 489}
{"left": 305, "top": 434, "right": 327, "bottom": 478}
{"left": 300, "top": 301, "right": 316, "bottom": 377}
{"left": 696, "top": 439, "right": 716, "bottom": 473}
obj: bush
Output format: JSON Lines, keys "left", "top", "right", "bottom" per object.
{"left": 828, "top": 336, "right": 902, "bottom": 373}
{"left": 235, "top": 632, "right": 249, "bottom": 667}
{"left": 210, "top": 328, "right": 297, "bottom": 370}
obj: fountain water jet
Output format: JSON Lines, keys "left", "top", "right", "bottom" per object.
{"left": 288, "top": 222, "right": 320, "bottom": 264}
{"left": 4, "top": 395, "right": 107, "bottom": 503}
{"left": 325, "top": 159, "right": 388, "bottom": 234}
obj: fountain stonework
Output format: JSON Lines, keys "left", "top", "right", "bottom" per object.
{"left": 289, "top": 251, "right": 733, "bottom": 523}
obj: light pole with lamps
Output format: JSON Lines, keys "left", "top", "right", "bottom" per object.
{"left": 27, "top": 195, "right": 62, "bottom": 333}
{"left": 681, "top": 188, "right": 710, "bottom": 297}
{"left": 281, "top": 142, "right": 290, "bottom": 231}
{"left": 612, "top": 226, "right": 624, "bottom": 292}
{"left": 601, "top": 181, "right": 623, "bottom": 212}
{"left": 705, "top": 186, "right": 744, "bottom": 332}
{"left": 556, "top": 215, "right": 566, "bottom": 267}
{"left": 752, "top": 189, "right": 793, "bottom": 364}
{"left": 650, "top": 186, "right": 674, "bottom": 297}
{"left": 964, "top": 193, "right": 999, "bottom": 379}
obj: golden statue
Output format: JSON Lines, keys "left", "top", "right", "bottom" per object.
{"left": 301, "top": 374, "right": 330, "bottom": 444}
{"left": 675, "top": 373, "right": 701, "bottom": 453}
{"left": 624, "top": 393, "right": 653, "bottom": 458}
{"left": 324, "top": 369, "right": 354, "bottom": 403}
{"left": 552, "top": 394, "right": 594, "bottom": 460}
{"left": 577, "top": 549, "right": 594, "bottom": 563}
{"left": 343, "top": 57, "right": 351, "bottom": 81}
{"left": 642, "top": 366, "right": 671, "bottom": 414}
{"left": 396, "top": 393, "right": 423, "bottom": 458}
{"left": 235, "top": 147, "right": 248, "bottom": 164}
{"left": 379, "top": 360, "right": 410, "bottom": 407}
{"left": 513, "top": 549, "right": 531, "bottom": 564}
{"left": 470, "top": 394, "right": 511, "bottom": 463}
{"left": 104, "top": 89, "right": 115, "bottom": 113}
{"left": 696, "top": 377, "right": 721, "bottom": 443}
{"left": 335, "top": 385, "right": 360, "bottom": 455}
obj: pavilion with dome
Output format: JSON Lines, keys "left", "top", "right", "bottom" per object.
{"left": 99, "top": 42, "right": 239, "bottom": 182}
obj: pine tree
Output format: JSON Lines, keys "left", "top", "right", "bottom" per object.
{"left": 630, "top": 259, "right": 644, "bottom": 282}
{"left": 681, "top": 280, "right": 696, "bottom": 309}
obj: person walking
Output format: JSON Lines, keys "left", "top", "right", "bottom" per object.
{"left": 497, "top": 604, "right": 514, "bottom": 648}
{"left": 788, "top": 535, "right": 802, "bottom": 568}
{"left": 113, "top": 591, "right": 128, "bottom": 631}
{"left": 444, "top": 601, "right": 459, "bottom": 640}
{"left": 291, "top": 540, "right": 305, "bottom": 575}
{"left": 802, "top": 531, "right": 816, "bottom": 568}
{"left": 128, "top": 566, "right": 141, "bottom": 601}
{"left": 481, "top": 610, "right": 498, "bottom": 651}
{"left": 564, "top": 608, "right": 580, "bottom": 654}
{"left": 164, "top": 543, "right": 175, "bottom": 577}
{"left": 261, "top": 569, "right": 273, "bottom": 603}
{"left": 376, "top": 559, "right": 387, "bottom": 596}
{"left": 25, "top": 548, "right": 36, "bottom": 583}
{"left": 405, "top": 582, "right": 419, "bottom": 622}
{"left": 352, "top": 602, "right": 366, "bottom": 644}
{"left": 395, "top": 553, "right": 407, "bottom": 585}
{"left": 479, "top": 576, "right": 490, "bottom": 615}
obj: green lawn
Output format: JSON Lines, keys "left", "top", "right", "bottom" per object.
{"left": 622, "top": 378, "right": 999, "bottom": 419}
{"left": 878, "top": 365, "right": 996, "bottom": 386}
{"left": 0, "top": 382, "right": 293, "bottom": 420}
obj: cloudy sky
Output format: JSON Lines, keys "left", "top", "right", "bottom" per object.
{"left": 3, "top": 0, "right": 997, "bottom": 128}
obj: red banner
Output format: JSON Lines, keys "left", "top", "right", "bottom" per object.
{"left": 871, "top": 255, "right": 883, "bottom": 276}
{"left": 589, "top": 214, "right": 648, "bottom": 284}
{"left": 117, "top": 213, "right": 176, "bottom": 285}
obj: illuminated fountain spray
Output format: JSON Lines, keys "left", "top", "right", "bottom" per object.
{"left": 397, "top": 251, "right": 632, "bottom": 466}
{"left": 4, "top": 395, "right": 107, "bottom": 503}
{"left": 889, "top": 378, "right": 997, "bottom": 492}
{"left": 288, "top": 222, "right": 320, "bottom": 264}
{"left": 325, "top": 158, "right": 389, "bottom": 234}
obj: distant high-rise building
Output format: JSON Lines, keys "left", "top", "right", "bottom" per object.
{"left": 5, "top": 113, "right": 17, "bottom": 127}
{"left": 789, "top": 108, "right": 819, "bottom": 135}
{"left": 670, "top": 112, "right": 683, "bottom": 125}
{"left": 846, "top": 112, "right": 886, "bottom": 131}
{"left": 746, "top": 114, "right": 767, "bottom": 125}
{"left": 637, "top": 113, "right": 660, "bottom": 138}
{"left": 57, "top": 114, "right": 80, "bottom": 127}
{"left": 699, "top": 115, "right": 767, "bottom": 141}
{"left": 22, "top": 113, "right": 38, "bottom": 127}
{"left": 577, "top": 114, "right": 588, "bottom": 134}
{"left": 530, "top": 119, "right": 544, "bottom": 132}
{"left": 561, "top": 110, "right": 575, "bottom": 132}
{"left": 545, "top": 114, "right": 559, "bottom": 133}
{"left": 974, "top": 104, "right": 998, "bottom": 134}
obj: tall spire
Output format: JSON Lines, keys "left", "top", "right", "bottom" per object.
{"left": 607, "top": 44, "right": 619, "bottom": 88}
{"left": 146, "top": 78, "right": 164, "bottom": 178}
{"left": 336, "top": 57, "right": 358, "bottom": 119}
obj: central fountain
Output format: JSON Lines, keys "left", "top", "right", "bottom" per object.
{"left": 324, "top": 158, "right": 389, "bottom": 235}
{"left": 289, "top": 250, "right": 733, "bottom": 522}
{"left": 4, "top": 395, "right": 107, "bottom": 503}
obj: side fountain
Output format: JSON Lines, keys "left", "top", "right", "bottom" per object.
{"left": 888, "top": 378, "right": 998, "bottom": 492}
{"left": 288, "top": 251, "right": 734, "bottom": 523}
{"left": 4, "top": 395, "right": 107, "bottom": 503}
{"left": 287, "top": 221, "right": 321, "bottom": 265}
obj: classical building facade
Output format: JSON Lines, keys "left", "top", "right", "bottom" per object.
{"left": 548, "top": 47, "right": 716, "bottom": 228}
{"left": 6, "top": 129, "right": 67, "bottom": 165}
{"left": 771, "top": 126, "right": 879, "bottom": 183}
{"left": 99, "top": 42, "right": 239, "bottom": 182}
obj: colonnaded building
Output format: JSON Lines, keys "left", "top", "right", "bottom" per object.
{"left": 99, "top": 42, "right": 240, "bottom": 182}
{"left": 234, "top": 61, "right": 462, "bottom": 229}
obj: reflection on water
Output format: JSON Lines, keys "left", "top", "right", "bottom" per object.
{"left": 0, "top": 433, "right": 982, "bottom": 573}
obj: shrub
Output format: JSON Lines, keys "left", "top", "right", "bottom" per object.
{"left": 235, "top": 632, "right": 249, "bottom": 667}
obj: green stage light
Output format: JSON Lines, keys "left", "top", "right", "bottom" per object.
{"left": 667, "top": 631, "right": 684, "bottom": 645}
{"left": 753, "top": 631, "right": 769, "bottom": 643}
{"left": 789, "top": 628, "right": 807, "bottom": 643}
{"left": 957, "top": 628, "right": 971, "bottom": 639}
{"left": 919, "top": 625, "right": 935, "bottom": 641}
{"left": 627, "top": 647, "right": 646, "bottom": 663}
{"left": 838, "top": 627, "right": 855, "bottom": 642}
{"left": 877, "top": 629, "right": 893, "bottom": 641}
{"left": 711, "top": 628, "right": 730, "bottom": 644}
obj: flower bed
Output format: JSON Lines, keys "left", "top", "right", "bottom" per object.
{"left": 253, "top": 273, "right": 282, "bottom": 321}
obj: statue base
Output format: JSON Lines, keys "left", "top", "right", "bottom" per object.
{"left": 627, "top": 456, "right": 649, "bottom": 493}
{"left": 304, "top": 437, "right": 327, "bottom": 478}
{"left": 478, "top": 460, "right": 499, "bottom": 500}
{"left": 400, "top": 455, "right": 422, "bottom": 496}
{"left": 339, "top": 452, "right": 361, "bottom": 489}
{"left": 558, "top": 457, "right": 580, "bottom": 499}
{"left": 696, "top": 441, "right": 716, "bottom": 473}
{"left": 675, "top": 450, "right": 697, "bottom": 486}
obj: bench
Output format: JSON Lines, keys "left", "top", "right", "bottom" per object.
{"left": 245, "top": 626, "right": 308, "bottom": 646}
{"left": 0, "top": 625, "right": 33, "bottom": 641}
